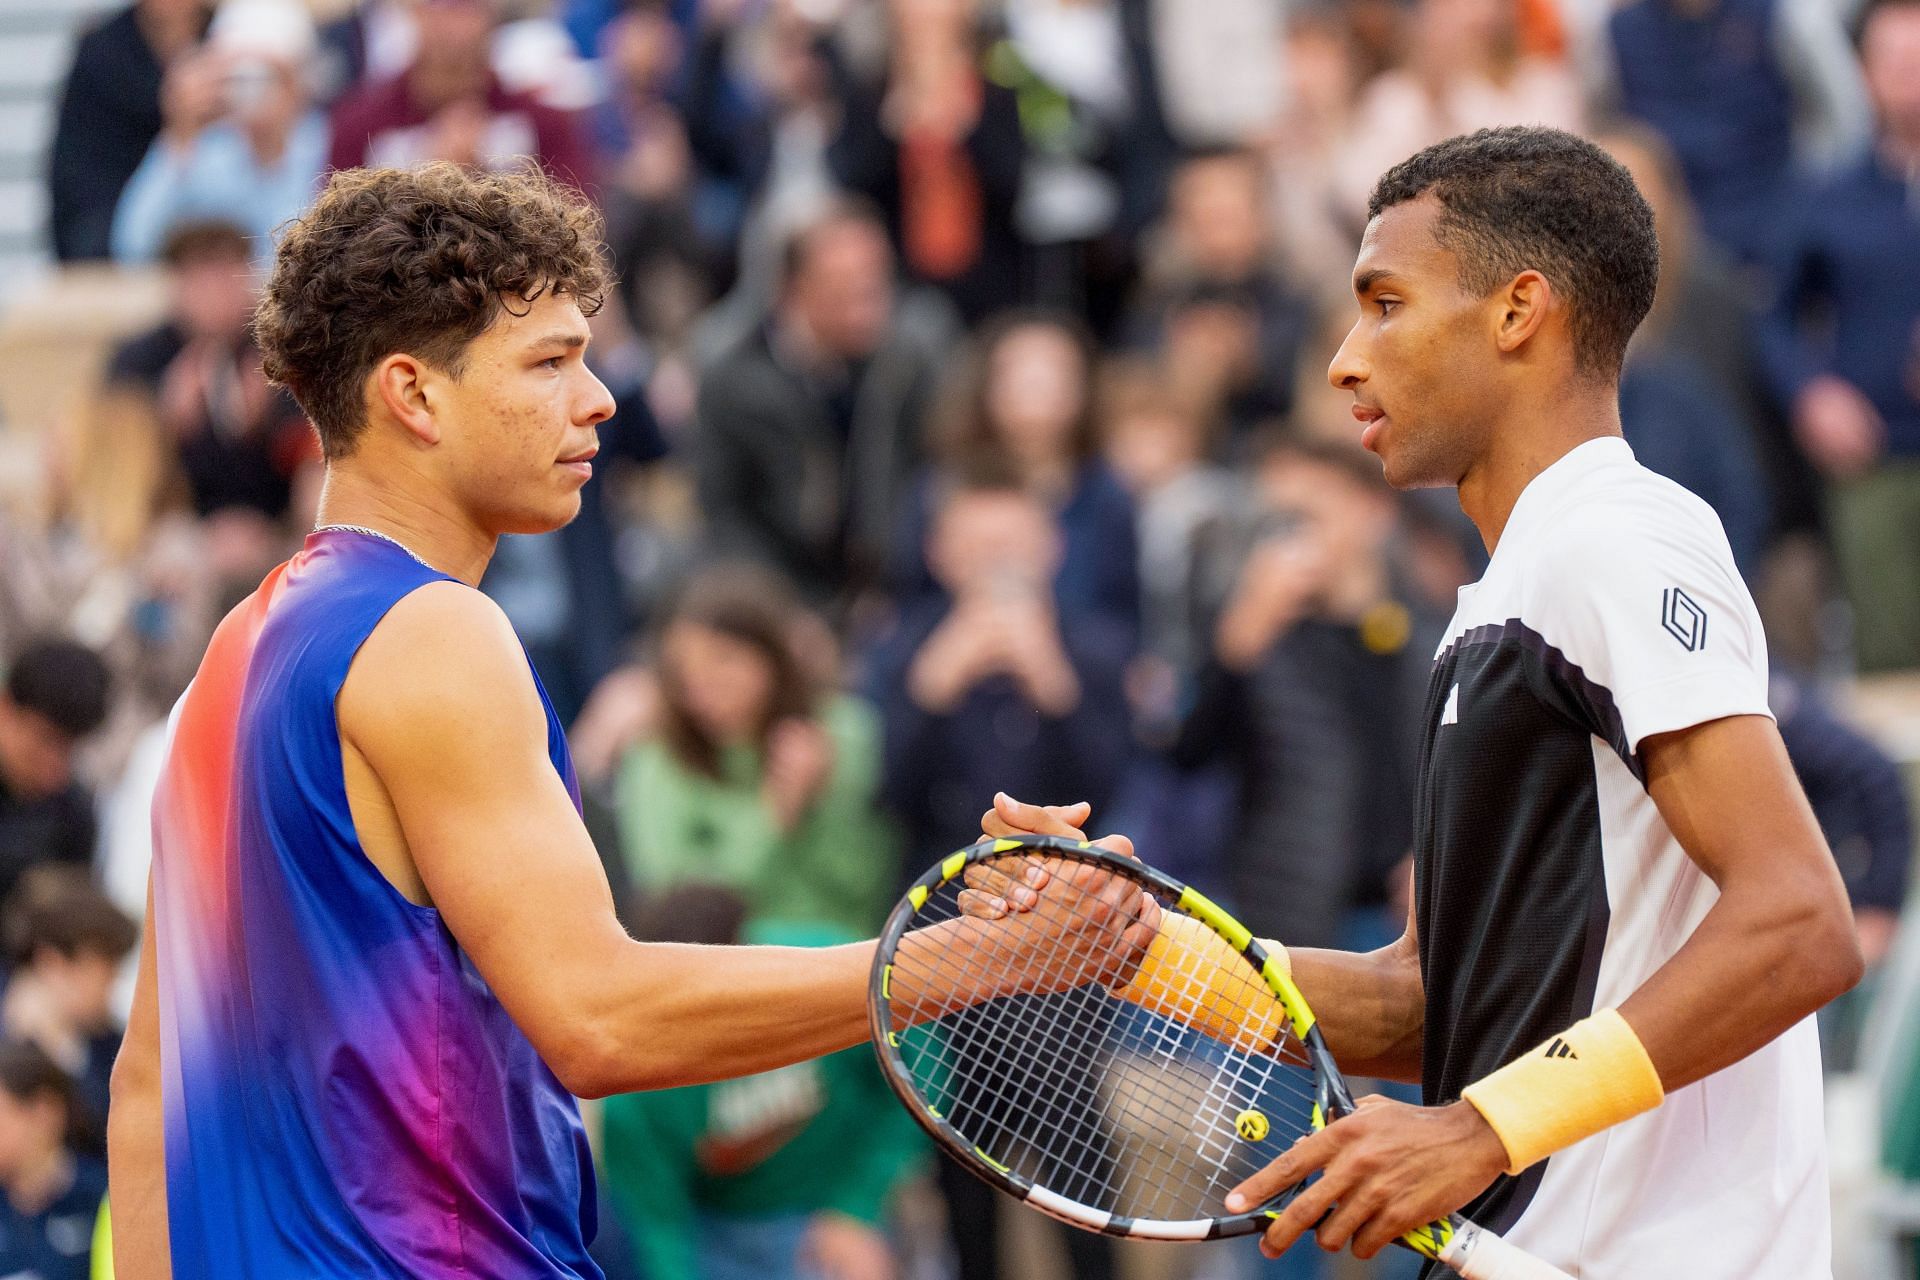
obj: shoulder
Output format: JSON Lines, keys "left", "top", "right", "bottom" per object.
{"left": 339, "top": 582, "right": 546, "bottom": 753}
{"left": 1525, "top": 460, "right": 1735, "bottom": 586}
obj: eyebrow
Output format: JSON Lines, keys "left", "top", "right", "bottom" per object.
{"left": 531, "top": 332, "right": 590, "bottom": 352}
{"left": 1352, "top": 269, "right": 1404, "bottom": 296}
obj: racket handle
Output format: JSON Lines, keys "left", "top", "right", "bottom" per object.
{"left": 1435, "top": 1216, "right": 1573, "bottom": 1280}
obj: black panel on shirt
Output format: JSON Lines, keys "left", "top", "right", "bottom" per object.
{"left": 1414, "top": 620, "right": 1623, "bottom": 1244}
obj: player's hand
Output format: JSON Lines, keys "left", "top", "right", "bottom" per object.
{"left": 962, "top": 793, "right": 1141, "bottom": 918}
{"left": 1224, "top": 1097, "right": 1508, "bottom": 1261}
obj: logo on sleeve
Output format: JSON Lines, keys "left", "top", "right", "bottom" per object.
{"left": 1661, "top": 587, "right": 1707, "bottom": 652}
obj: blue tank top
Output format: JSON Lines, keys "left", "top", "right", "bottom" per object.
{"left": 149, "top": 528, "right": 602, "bottom": 1277}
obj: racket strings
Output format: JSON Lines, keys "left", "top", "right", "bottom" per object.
{"left": 887, "top": 851, "right": 1322, "bottom": 1222}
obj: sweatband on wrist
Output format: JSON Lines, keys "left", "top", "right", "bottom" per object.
{"left": 1113, "top": 913, "right": 1288, "bottom": 1051}
{"left": 1460, "top": 1007, "right": 1665, "bottom": 1176}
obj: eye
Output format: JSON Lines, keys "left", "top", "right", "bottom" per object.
{"left": 539, "top": 355, "right": 565, "bottom": 370}
{"left": 1376, "top": 298, "right": 1400, "bottom": 316}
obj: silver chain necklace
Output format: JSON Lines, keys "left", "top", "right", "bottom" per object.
{"left": 313, "top": 523, "right": 437, "bottom": 571}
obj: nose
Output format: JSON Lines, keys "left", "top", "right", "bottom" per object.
{"left": 579, "top": 365, "right": 616, "bottom": 428}
{"left": 1327, "top": 322, "right": 1370, "bottom": 391}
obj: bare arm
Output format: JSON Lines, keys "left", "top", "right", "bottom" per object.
{"left": 108, "top": 880, "right": 170, "bottom": 1278}
{"left": 342, "top": 587, "right": 1148, "bottom": 1098}
{"left": 1234, "top": 713, "right": 1865, "bottom": 1261}
{"left": 1288, "top": 927, "right": 1424, "bottom": 1082}
{"left": 1621, "top": 713, "right": 1863, "bottom": 1087}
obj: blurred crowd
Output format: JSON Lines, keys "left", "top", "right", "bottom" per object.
{"left": 3, "top": 0, "right": 1919, "bottom": 1274}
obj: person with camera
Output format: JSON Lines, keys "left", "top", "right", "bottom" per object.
{"left": 111, "top": 0, "right": 328, "bottom": 264}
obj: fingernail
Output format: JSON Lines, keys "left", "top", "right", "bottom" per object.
{"left": 1012, "top": 887, "right": 1037, "bottom": 908}
{"left": 1023, "top": 865, "right": 1047, "bottom": 888}
{"left": 995, "top": 791, "right": 1010, "bottom": 805}
{"left": 1225, "top": 1193, "right": 1247, "bottom": 1212}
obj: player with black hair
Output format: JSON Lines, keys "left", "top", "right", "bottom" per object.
{"left": 992, "top": 126, "right": 1860, "bottom": 1277}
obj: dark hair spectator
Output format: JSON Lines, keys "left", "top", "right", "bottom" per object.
{"left": 610, "top": 564, "right": 899, "bottom": 936}
{"left": 692, "top": 201, "right": 954, "bottom": 609}
{"left": 0, "top": 1038, "right": 107, "bottom": 1280}
{"left": 46, "top": 0, "right": 212, "bottom": 261}
{"left": 0, "top": 640, "right": 112, "bottom": 907}
{"left": 0, "top": 868, "right": 137, "bottom": 1147}
{"left": 893, "top": 309, "right": 1140, "bottom": 638}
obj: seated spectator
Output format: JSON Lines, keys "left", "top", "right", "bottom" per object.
{"left": 1602, "top": 0, "right": 1868, "bottom": 264}
{"left": 1758, "top": 0, "right": 1920, "bottom": 673}
{"left": 0, "top": 642, "right": 111, "bottom": 909}
{"left": 111, "top": 0, "right": 327, "bottom": 265}
{"left": 693, "top": 203, "right": 954, "bottom": 610}
{"left": 828, "top": 0, "right": 1027, "bottom": 324}
{"left": 328, "top": 0, "right": 591, "bottom": 186}
{"left": 895, "top": 311, "right": 1140, "bottom": 638}
{"left": 1335, "top": 0, "right": 1583, "bottom": 219}
{"left": 1125, "top": 150, "right": 1315, "bottom": 439}
{"left": 0, "top": 870, "right": 138, "bottom": 1143}
{"left": 1180, "top": 437, "right": 1440, "bottom": 950}
{"left": 0, "top": 1041, "right": 105, "bottom": 1280}
{"left": 600, "top": 884, "right": 925, "bottom": 1280}
{"left": 613, "top": 566, "right": 898, "bottom": 936}
{"left": 867, "top": 463, "right": 1132, "bottom": 876}
{"left": 47, "top": 0, "right": 211, "bottom": 261}
{"left": 103, "top": 221, "right": 317, "bottom": 527}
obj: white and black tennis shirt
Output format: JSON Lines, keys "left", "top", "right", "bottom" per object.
{"left": 1416, "top": 438, "right": 1828, "bottom": 1278}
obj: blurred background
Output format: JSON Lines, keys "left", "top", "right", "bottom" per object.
{"left": 0, "top": 0, "right": 1918, "bottom": 1274}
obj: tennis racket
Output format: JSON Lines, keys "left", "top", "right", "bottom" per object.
{"left": 870, "top": 834, "right": 1569, "bottom": 1280}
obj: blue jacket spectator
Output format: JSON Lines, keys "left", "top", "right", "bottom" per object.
{"left": 866, "top": 469, "right": 1132, "bottom": 880}
{"left": 1605, "top": 0, "right": 1867, "bottom": 263}
{"left": 112, "top": 108, "right": 326, "bottom": 265}
{"left": 1619, "top": 352, "right": 1770, "bottom": 577}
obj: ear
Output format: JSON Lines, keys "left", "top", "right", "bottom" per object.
{"left": 1493, "top": 270, "right": 1554, "bottom": 358}
{"left": 369, "top": 354, "right": 443, "bottom": 446}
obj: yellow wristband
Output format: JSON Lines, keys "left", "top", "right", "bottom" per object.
{"left": 1460, "top": 1007, "right": 1665, "bottom": 1176}
{"left": 1113, "top": 915, "right": 1289, "bottom": 1051}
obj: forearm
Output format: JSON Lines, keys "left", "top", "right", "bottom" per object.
{"left": 107, "top": 1066, "right": 170, "bottom": 1277}
{"left": 1619, "top": 876, "right": 1860, "bottom": 1091}
{"left": 1289, "top": 940, "right": 1424, "bottom": 1081}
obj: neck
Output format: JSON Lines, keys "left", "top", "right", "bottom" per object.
{"left": 1456, "top": 381, "right": 1623, "bottom": 553}
{"left": 6, "top": 1145, "right": 72, "bottom": 1216}
{"left": 314, "top": 463, "right": 496, "bottom": 586}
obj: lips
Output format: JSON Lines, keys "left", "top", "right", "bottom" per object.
{"left": 1352, "top": 402, "right": 1387, "bottom": 452}
{"left": 556, "top": 446, "right": 599, "bottom": 465}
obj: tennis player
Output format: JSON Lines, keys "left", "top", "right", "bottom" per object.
{"left": 989, "top": 127, "right": 1862, "bottom": 1277}
{"left": 104, "top": 163, "right": 1151, "bottom": 1278}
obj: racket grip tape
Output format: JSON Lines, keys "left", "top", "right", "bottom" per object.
{"left": 1434, "top": 1217, "right": 1573, "bottom": 1279}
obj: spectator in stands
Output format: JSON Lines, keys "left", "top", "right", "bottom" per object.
{"left": 828, "top": 0, "right": 1027, "bottom": 323}
{"left": 314, "top": 0, "right": 424, "bottom": 105}
{"left": 0, "top": 869, "right": 138, "bottom": 1143}
{"left": 1125, "top": 150, "right": 1315, "bottom": 441}
{"left": 102, "top": 221, "right": 316, "bottom": 528}
{"left": 867, "top": 462, "right": 1131, "bottom": 878}
{"left": 111, "top": 0, "right": 327, "bottom": 265}
{"left": 692, "top": 203, "right": 953, "bottom": 609}
{"left": 328, "top": 0, "right": 591, "bottom": 186}
{"left": 612, "top": 565, "right": 898, "bottom": 935}
{"left": 47, "top": 0, "right": 211, "bottom": 261}
{"left": 599, "top": 883, "right": 925, "bottom": 1280}
{"left": 895, "top": 311, "right": 1140, "bottom": 637}
{"left": 1758, "top": 0, "right": 1920, "bottom": 673}
{"left": 0, "top": 1040, "right": 104, "bottom": 1280}
{"left": 0, "top": 641, "right": 111, "bottom": 908}
{"left": 1181, "top": 438, "right": 1439, "bottom": 951}
{"left": 1336, "top": 0, "right": 1582, "bottom": 219}
{"left": 1603, "top": 0, "right": 1868, "bottom": 264}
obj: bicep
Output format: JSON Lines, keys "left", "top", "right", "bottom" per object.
{"left": 342, "top": 587, "right": 630, "bottom": 1056}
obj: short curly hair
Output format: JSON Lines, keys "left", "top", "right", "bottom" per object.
{"left": 1368, "top": 127, "right": 1659, "bottom": 379}
{"left": 256, "top": 164, "right": 608, "bottom": 459}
